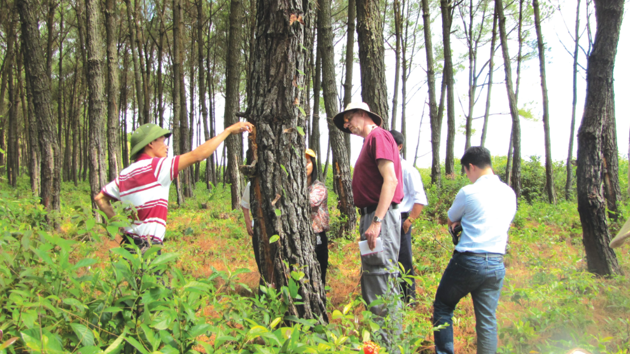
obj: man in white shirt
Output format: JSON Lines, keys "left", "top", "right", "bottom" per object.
{"left": 433, "top": 146, "right": 516, "bottom": 354}
{"left": 390, "top": 130, "right": 428, "bottom": 303}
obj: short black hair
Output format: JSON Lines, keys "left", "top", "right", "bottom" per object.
{"left": 389, "top": 130, "right": 404, "bottom": 147}
{"left": 461, "top": 146, "right": 492, "bottom": 169}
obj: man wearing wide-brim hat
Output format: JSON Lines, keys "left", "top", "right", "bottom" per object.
{"left": 333, "top": 102, "right": 404, "bottom": 347}
{"left": 94, "top": 121, "right": 253, "bottom": 252}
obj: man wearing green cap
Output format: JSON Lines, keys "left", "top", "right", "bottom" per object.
{"left": 94, "top": 121, "right": 253, "bottom": 251}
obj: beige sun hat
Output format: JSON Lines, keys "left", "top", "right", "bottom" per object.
{"left": 610, "top": 217, "right": 630, "bottom": 248}
{"left": 333, "top": 102, "right": 383, "bottom": 134}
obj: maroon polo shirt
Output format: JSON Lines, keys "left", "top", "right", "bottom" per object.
{"left": 352, "top": 127, "right": 404, "bottom": 208}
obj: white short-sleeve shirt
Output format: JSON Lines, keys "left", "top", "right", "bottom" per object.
{"left": 399, "top": 157, "right": 428, "bottom": 213}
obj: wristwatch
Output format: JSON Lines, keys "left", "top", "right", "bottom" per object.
{"left": 407, "top": 216, "right": 415, "bottom": 223}
{"left": 373, "top": 215, "right": 383, "bottom": 223}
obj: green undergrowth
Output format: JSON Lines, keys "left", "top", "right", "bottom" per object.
{"left": 0, "top": 155, "right": 629, "bottom": 353}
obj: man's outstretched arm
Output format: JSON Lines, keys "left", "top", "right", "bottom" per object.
{"left": 178, "top": 121, "right": 253, "bottom": 171}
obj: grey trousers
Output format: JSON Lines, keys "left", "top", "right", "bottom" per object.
{"left": 360, "top": 204, "right": 403, "bottom": 350}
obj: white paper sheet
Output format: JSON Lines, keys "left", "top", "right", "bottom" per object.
{"left": 359, "top": 237, "right": 384, "bottom": 256}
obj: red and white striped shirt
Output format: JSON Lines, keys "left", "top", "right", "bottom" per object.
{"left": 101, "top": 153, "right": 180, "bottom": 243}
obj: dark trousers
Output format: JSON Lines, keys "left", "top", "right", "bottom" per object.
{"left": 315, "top": 231, "right": 329, "bottom": 286}
{"left": 120, "top": 235, "right": 163, "bottom": 256}
{"left": 398, "top": 215, "right": 416, "bottom": 302}
{"left": 433, "top": 253, "right": 505, "bottom": 354}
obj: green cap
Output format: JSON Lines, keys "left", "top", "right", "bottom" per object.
{"left": 130, "top": 123, "right": 172, "bottom": 160}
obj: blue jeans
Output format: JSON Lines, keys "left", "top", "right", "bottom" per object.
{"left": 433, "top": 252, "right": 505, "bottom": 354}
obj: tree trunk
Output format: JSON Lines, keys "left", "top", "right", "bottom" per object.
{"left": 196, "top": 0, "right": 211, "bottom": 190}
{"left": 27, "top": 81, "right": 41, "bottom": 194}
{"left": 157, "top": 1, "right": 166, "bottom": 127}
{"left": 224, "top": 0, "right": 244, "bottom": 209}
{"left": 390, "top": 0, "right": 402, "bottom": 130}
{"left": 134, "top": 0, "right": 150, "bottom": 123}
{"left": 576, "top": 0, "right": 623, "bottom": 276}
{"left": 566, "top": 0, "right": 581, "bottom": 200}
{"left": 172, "top": 0, "right": 184, "bottom": 204}
{"left": 422, "top": 0, "right": 441, "bottom": 186}
{"left": 356, "top": 0, "right": 389, "bottom": 126}
{"left": 0, "top": 49, "right": 9, "bottom": 175}
{"left": 1, "top": 9, "right": 20, "bottom": 174}
{"left": 246, "top": 0, "right": 327, "bottom": 321}
{"left": 86, "top": 0, "right": 109, "bottom": 215}
{"left": 126, "top": 0, "right": 144, "bottom": 125}
{"left": 441, "top": 0, "right": 455, "bottom": 176}
{"left": 496, "top": 0, "right": 521, "bottom": 198}
{"left": 18, "top": 0, "right": 61, "bottom": 213}
{"left": 23, "top": 50, "right": 40, "bottom": 195}
{"left": 602, "top": 84, "right": 621, "bottom": 221}
{"left": 57, "top": 11, "right": 64, "bottom": 164}
{"left": 120, "top": 45, "right": 130, "bottom": 168}
{"left": 318, "top": 0, "right": 357, "bottom": 236}
{"left": 46, "top": 0, "right": 57, "bottom": 82}
{"left": 343, "top": 0, "right": 355, "bottom": 154}
{"left": 480, "top": 8, "right": 497, "bottom": 148}
{"left": 311, "top": 48, "right": 321, "bottom": 165}
{"left": 8, "top": 47, "right": 18, "bottom": 186}
{"left": 505, "top": 0, "right": 524, "bottom": 189}
{"left": 462, "top": 0, "right": 487, "bottom": 152}
{"left": 65, "top": 58, "right": 79, "bottom": 182}
{"left": 532, "top": 0, "right": 556, "bottom": 204}
{"left": 105, "top": 0, "right": 120, "bottom": 181}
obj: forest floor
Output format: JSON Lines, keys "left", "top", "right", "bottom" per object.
{"left": 4, "top": 167, "right": 630, "bottom": 353}
{"left": 79, "top": 177, "right": 630, "bottom": 354}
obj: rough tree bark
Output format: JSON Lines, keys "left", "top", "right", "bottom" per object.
{"left": 496, "top": 0, "right": 521, "bottom": 198}
{"left": 318, "top": 0, "right": 357, "bottom": 236}
{"left": 18, "top": 0, "right": 61, "bottom": 212}
{"left": 86, "top": 0, "right": 109, "bottom": 214}
{"left": 24, "top": 52, "right": 40, "bottom": 196}
{"left": 602, "top": 84, "right": 621, "bottom": 221}
{"left": 356, "top": 0, "right": 389, "bottom": 126}
{"left": 441, "top": 0, "right": 456, "bottom": 176}
{"left": 245, "top": 0, "right": 328, "bottom": 321}
{"left": 224, "top": 0, "right": 244, "bottom": 209}
{"left": 105, "top": 0, "right": 120, "bottom": 181}
{"left": 576, "top": 0, "right": 622, "bottom": 276}
{"left": 532, "top": 0, "right": 556, "bottom": 204}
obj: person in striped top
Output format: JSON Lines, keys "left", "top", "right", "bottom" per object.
{"left": 94, "top": 121, "right": 253, "bottom": 251}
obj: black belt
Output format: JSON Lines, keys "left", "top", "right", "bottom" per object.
{"left": 358, "top": 203, "right": 399, "bottom": 216}
{"left": 454, "top": 250, "right": 503, "bottom": 259}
